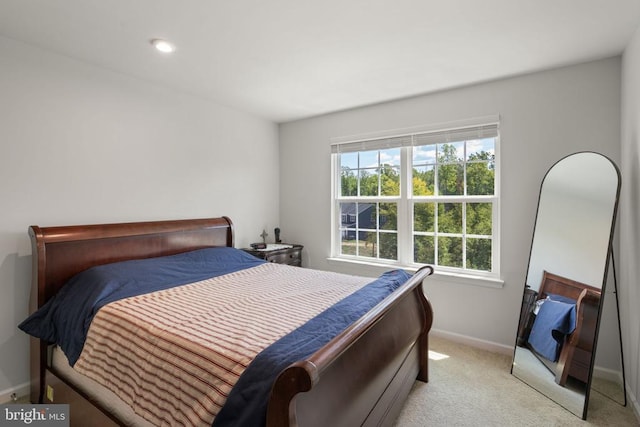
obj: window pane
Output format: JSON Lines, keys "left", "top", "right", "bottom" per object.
{"left": 379, "top": 203, "right": 397, "bottom": 231}
{"left": 437, "top": 163, "right": 464, "bottom": 195}
{"left": 466, "top": 161, "right": 495, "bottom": 195}
{"left": 467, "top": 203, "right": 492, "bottom": 235}
{"left": 380, "top": 166, "right": 400, "bottom": 196}
{"left": 340, "top": 152, "right": 358, "bottom": 169}
{"left": 412, "top": 165, "right": 434, "bottom": 195}
{"left": 380, "top": 148, "right": 401, "bottom": 167}
{"left": 379, "top": 232, "right": 398, "bottom": 260}
{"left": 467, "top": 237, "right": 492, "bottom": 271}
{"left": 466, "top": 138, "right": 495, "bottom": 161}
{"left": 359, "top": 231, "right": 377, "bottom": 258}
{"left": 438, "top": 203, "right": 462, "bottom": 233}
{"left": 414, "top": 202, "right": 435, "bottom": 232}
{"left": 359, "top": 150, "right": 378, "bottom": 168}
{"left": 341, "top": 167, "right": 358, "bottom": 196}
{"left": 413, "top": 145, "right": 436, "bottom": 164}
{"left": 414, "top": 235, "right": 434, "bottom": 264}
{"left": 359, "top": 169, "right": 378, "bottom": 196}
{"left": 339, "top": 202, "right": 357, "bottom": 255}
{"left": 339, "top": 202, "right": 357, "bottom": 235}
{"left": 341, "top": 239, "right": 357, "bottom": 255}
{"left": 438, "top": 236, "right": 463, "bottom": 268}
{"left": 340, "top": 203, "right": 356, "bottom": 224}
{"left": 438, "top": 142, "right": 464, "bottom": 163}
{"left": 359, "top": 203, "right": 376, "bottom": 230}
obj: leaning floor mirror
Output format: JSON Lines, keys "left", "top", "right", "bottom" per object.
{"left": 511, "top": 152, "right": 622, "bottom": 419}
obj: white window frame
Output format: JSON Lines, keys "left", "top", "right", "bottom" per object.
{"left": 330, "top": 116, "right": 502, "bottom": 284}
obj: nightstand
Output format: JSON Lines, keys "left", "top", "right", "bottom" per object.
{"left": 242, "top": 244, "right": 303, "bottom": 267}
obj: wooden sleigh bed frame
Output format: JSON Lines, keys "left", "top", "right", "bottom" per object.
{"left": 27, "top": 216, "right": 434, "bottom": 427}
{"left": 535, "top": 270, "right": 601, "bottom": 386}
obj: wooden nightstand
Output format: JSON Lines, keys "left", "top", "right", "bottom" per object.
{"left": 242, "top": 244, "right": 303, "bottom": 267}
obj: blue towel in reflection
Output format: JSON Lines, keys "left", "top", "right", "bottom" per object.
{"left": 527, "top": 299, "right": 576, "bottom": 362}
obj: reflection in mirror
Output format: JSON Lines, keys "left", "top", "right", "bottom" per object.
{"left": 511, "top": 152, "right": 621, "bottom": 419}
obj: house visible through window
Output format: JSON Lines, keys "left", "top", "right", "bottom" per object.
{"left": 331, "top": 118, "right": 500, "bottom": 278}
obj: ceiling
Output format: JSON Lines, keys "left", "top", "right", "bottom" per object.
{"left": 1, "top": 1, "right": 640, "bottom": 123}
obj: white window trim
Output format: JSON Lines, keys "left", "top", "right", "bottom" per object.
{"left": 330, "top": 115, "right": 502, "bottom": 284}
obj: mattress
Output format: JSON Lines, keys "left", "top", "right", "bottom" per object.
{"left": 51, "top": 345, "right": 152, "bottom": 427}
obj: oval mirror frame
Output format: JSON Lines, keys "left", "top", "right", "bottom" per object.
{"left": 511, "top": 151, "right": 621, "bottom": 419}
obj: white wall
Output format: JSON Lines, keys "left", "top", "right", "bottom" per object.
{"left": 0, "top": 36, "right": 280, "bottom": 397}
{"left": 621, "top": 25, "right": 640, "bottom": 417}
{"left": 279, "top": 58, "right": 621, "bottom": 352}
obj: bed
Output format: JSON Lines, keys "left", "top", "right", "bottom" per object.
{"left": 527, "top": 270, "right": 601, "bottom": 386}
{"left": 22, "top": 216, "right": 434, "bottom": 427}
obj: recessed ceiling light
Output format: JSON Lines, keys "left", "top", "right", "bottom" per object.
{"left": 151, "top": 39, "right": 175, "bottom": 53}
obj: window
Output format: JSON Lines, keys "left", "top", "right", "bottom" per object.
{"left": 331, "top": 118, "right": 500, "bottom": 278}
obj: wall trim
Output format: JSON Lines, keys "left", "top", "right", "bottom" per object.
{"left": 628, "top": 386, "right": 640, "bottom": 423}
{"left": 0, "top": 382, "right": 29, "bottom": 404}
{"left": 431, "top": 328, "right": 513, "bottom": 355}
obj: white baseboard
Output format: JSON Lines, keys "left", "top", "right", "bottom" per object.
{"left": 592, "top": 365, "right": 623, "bottom": 383}
{"left": 0, "top": 382, "right": 29, "bottom": 404}
{"left": 628, "top": 385, "right": 640, "bottom": 423}
{"left": 431, "top": 328, "right": 514, "bottom": 356}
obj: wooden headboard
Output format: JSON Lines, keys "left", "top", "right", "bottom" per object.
{"left": 28, "top": 216, "right": 234, "bottom": 313}
{"left": 538, "top": 270, "right": 600, "bottom": 302}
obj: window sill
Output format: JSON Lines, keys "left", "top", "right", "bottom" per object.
{"left": 326, "top": 257, "right": 504, "bottom": 289}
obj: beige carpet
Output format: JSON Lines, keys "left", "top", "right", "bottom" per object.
{"left": 394, "top": 335, "right": 639, "bottom": 426}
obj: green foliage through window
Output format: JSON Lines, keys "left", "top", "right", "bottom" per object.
{"left": 412, "top": 139, "right": 495, "bottom": 272}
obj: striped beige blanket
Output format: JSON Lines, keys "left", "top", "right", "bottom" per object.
{"left": 73, "top": 263, "right": 372, "bottom": 426}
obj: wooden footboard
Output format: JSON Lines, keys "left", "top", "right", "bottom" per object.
{"left": 27, "top": 217, "right": 434, "bottom": 427}
{"left": 267, "top": 265, "right": 434, "bottom": 427}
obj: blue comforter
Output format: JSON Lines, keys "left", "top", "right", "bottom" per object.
{"left": 19, "top": 247, "right": 265, "bottom": 365}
